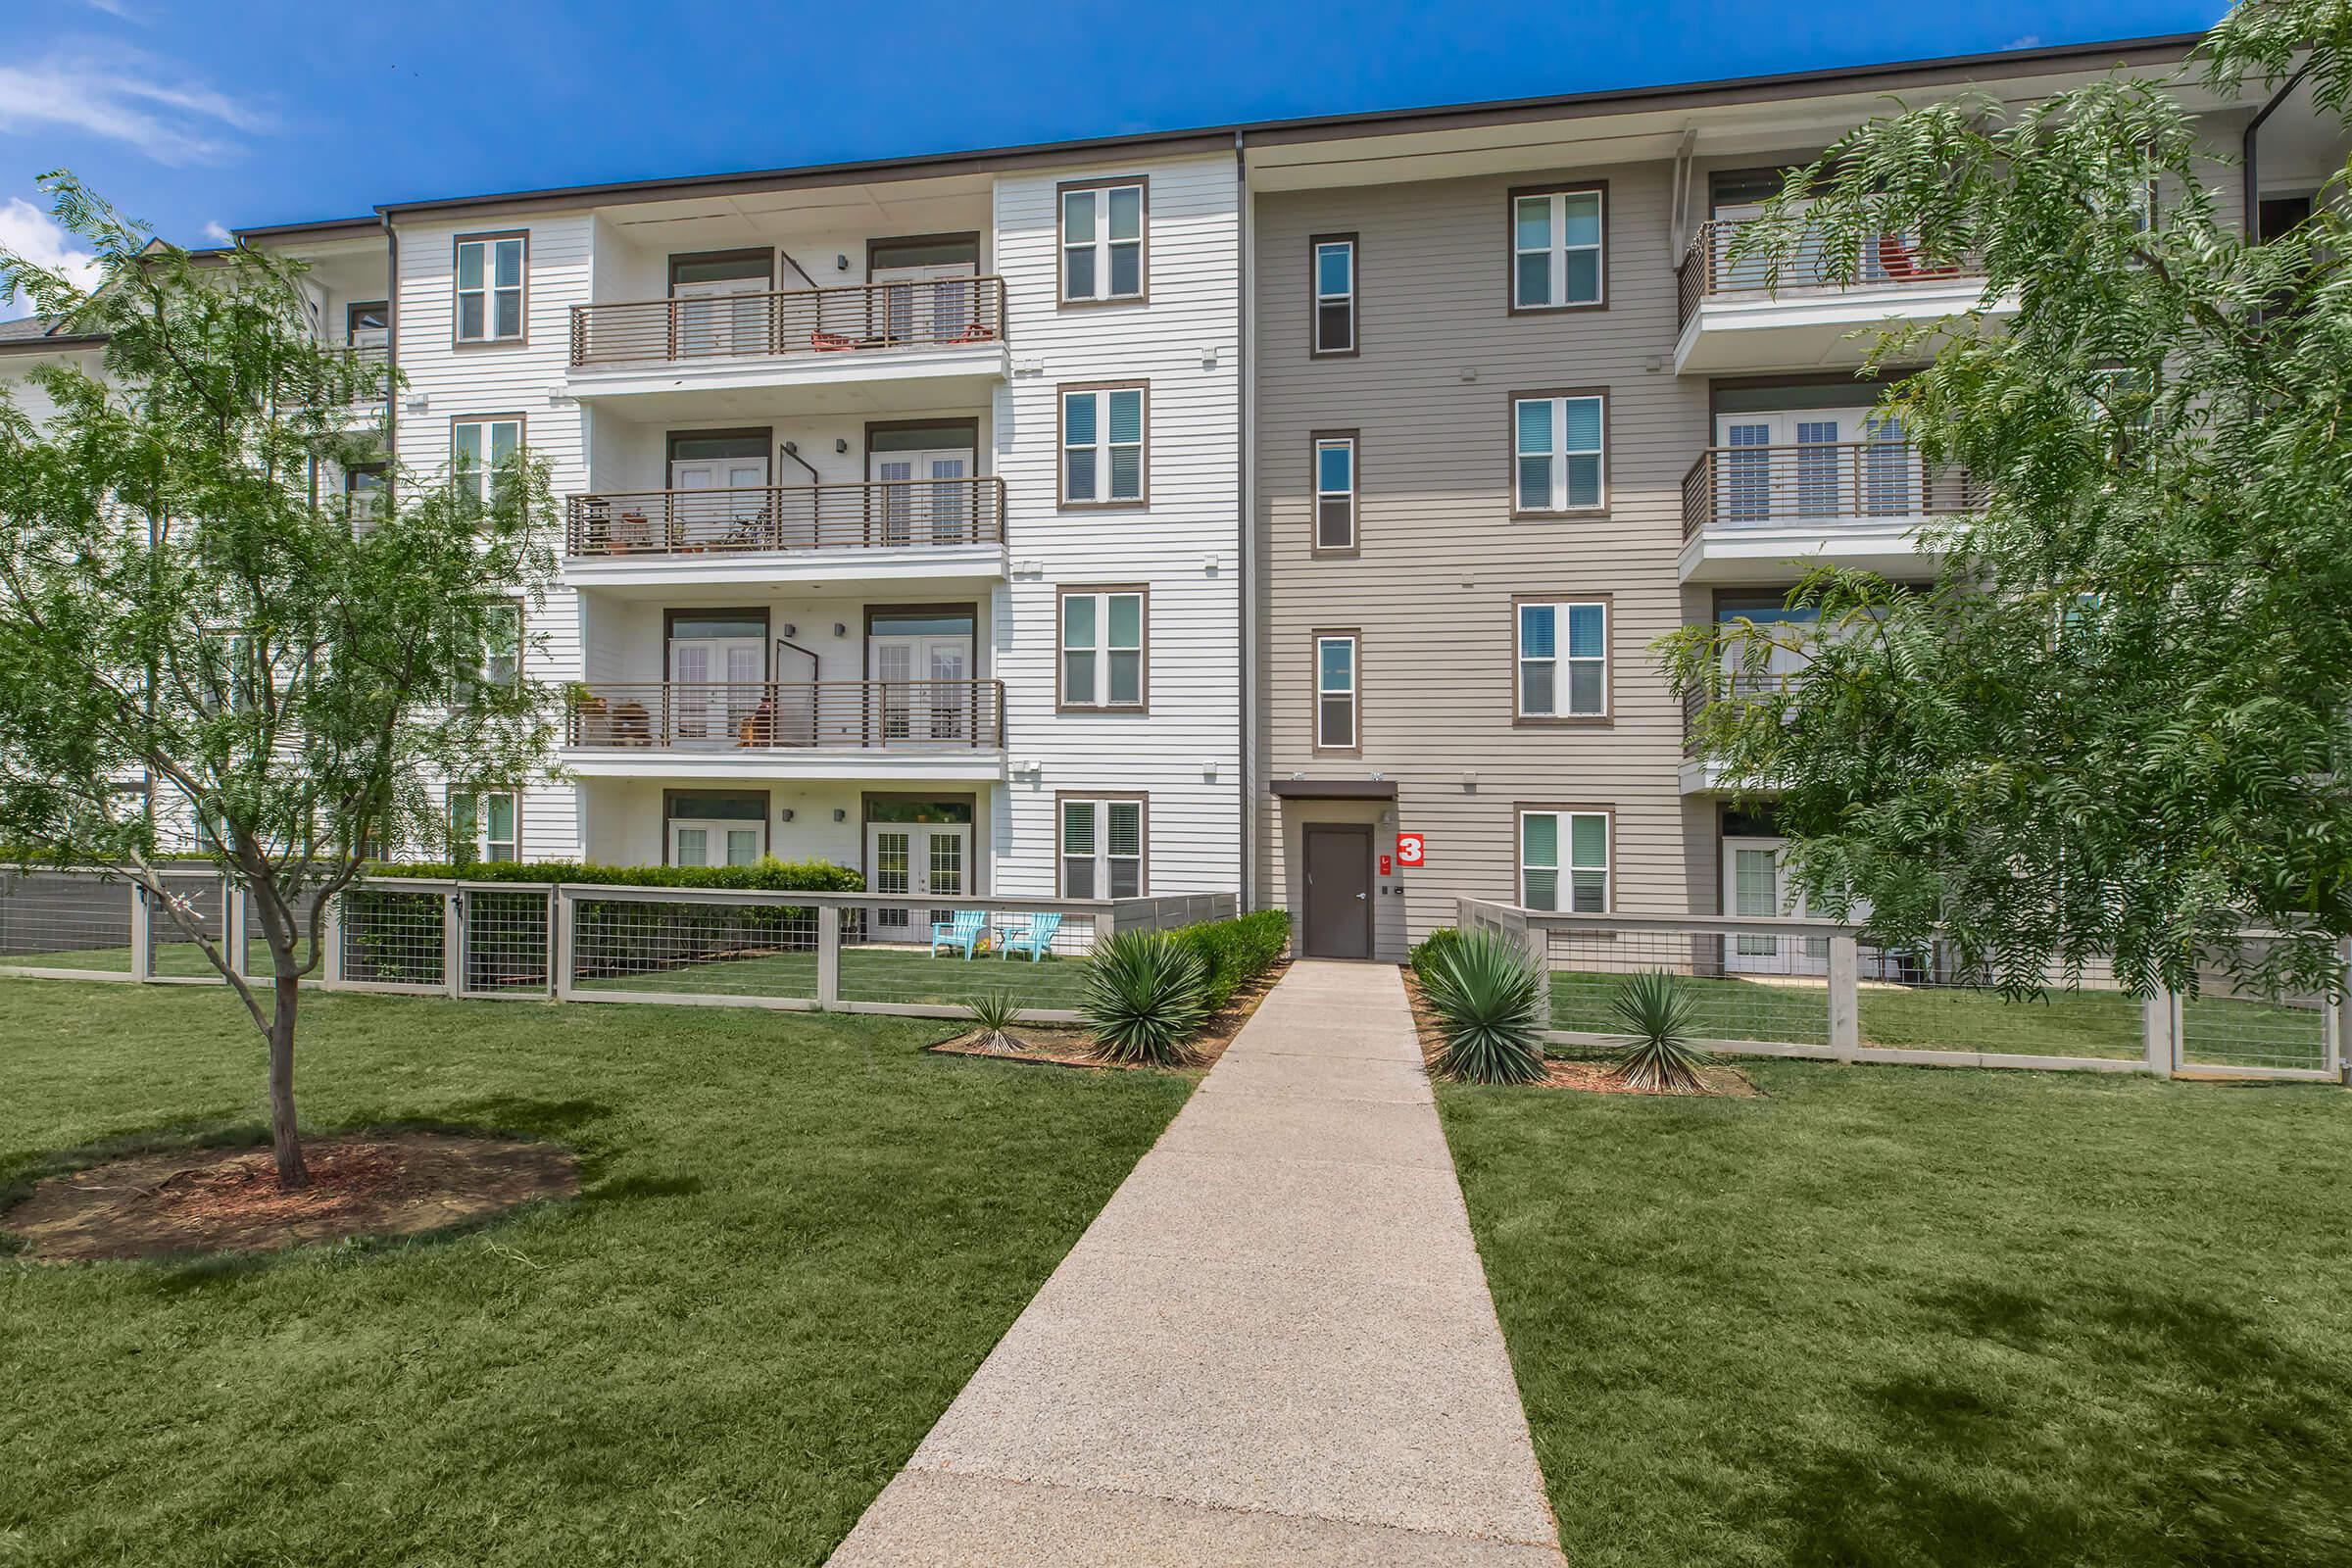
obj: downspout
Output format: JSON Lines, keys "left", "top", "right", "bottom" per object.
{"left": 2242, "top": 62, "right": 2313, "bottom": 235}
{"left": 1234, "top": 128, "right": 1254, "bottom": 911}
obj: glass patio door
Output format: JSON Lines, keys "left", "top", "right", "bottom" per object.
{"left": 867, "top": 620, "right": 974, "bottom": 744}
{"left": 869, "top": 448, "right": 974, "bottom": 548}
{"left": 870, "top": 261, "right": 978, "bottom": 344}
{"left": 865, "top": 822, "right": 971, "bottom": 934}
{"left": 1725, "top": 836, "right": 1829, "bottom": 974}
{"left": 671, "top": 818, "right": 763, "bottom": 867}
{"left": 672, "top": 274, "right": 769, "bottom": 359}
{"left": 667, "top": 619, "right": 765, "bottom": 749}
{"left": 669, "top": 453, "right": 769, "bottom": 549}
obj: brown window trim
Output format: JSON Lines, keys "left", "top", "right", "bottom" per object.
{"left": 1309, "top": 627, "right": 1361, "bottom": 758}
{"left": 1510, "top": 592, "right": 1613, "bottom": 728}
{"left": 1307, "top": 232, "right": 1359, "bottom": 358}
{"left": 1309, "top": 429, "right": 1359, "bottom": 557}
{"left": 1055, "top": 380, "right": 1150, "bottom": 509}
{"left": 445, "top": 784, "right": 523, "bottom": 863}
{"left": 449, "top": 412, "right": 527, "bottom": 504}
{"left": 1505, "top": 179, "right": 1609, "bottom": 316}
{"left": 1053, "top": 791, "right": 1150, "bottom": 900}
{"left": 1506, "top": 387, "right": 1610, "bottom": 520}
{"left": 452, "top": 229, "right": 528, "bottom": 349}
{"left": 659, "top": 789, "right": 772, "bottom": 868}
{"left": 1054, "top": 176, "right": 1151, "bottom": 308}
{"left": 665, "top": 247, "right": 774, "bottom": 292}
{"left": 863, "top": 231, "right": 983, "bottom": 275}
{"left": 1512, "top": 801, "right": 1616, "bottom": 914}
{"left": 662, "top": 425, "right": 776, "bottom": 471}
{"left": 1055, "top": 583, "right": 1150, "bottom": 714}
{"left": 664, "top": 605, "right": 774, "bottom": 684}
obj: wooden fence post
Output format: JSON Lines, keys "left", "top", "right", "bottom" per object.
{"left": 552, "top": 886, "right": 574, "bottom": 1002}
{"left": 321, "top": 891, "right": 344, "bottom": 988}
{"left": 222, "top": 876, "right": 247, "bottom": 981}
{"left": 127, "top": 879, "right": 152, "bottom": 983}
{"left": 1828, "top": 933, "right": 1860, "bottom": 1058}
{"left": 443, "top": 889, "right": 465, "bottom": 1001}
{"left": 816, "top": 899, "right": 841, "bottom": 1009}
{"left": 2142, "top": 991, "right": 2176, "bottom": 1077}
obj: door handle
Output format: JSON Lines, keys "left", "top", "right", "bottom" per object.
{"left": 1354, "top": 892, "right": 1367, "bottom": 901}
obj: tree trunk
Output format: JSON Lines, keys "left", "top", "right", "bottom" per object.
{"left": 268, "top": 966, "right": 309, "bottom": 1189}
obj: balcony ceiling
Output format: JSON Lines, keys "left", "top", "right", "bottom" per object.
{"left": 598, "top": 176, "right": 993, "bottom": 253}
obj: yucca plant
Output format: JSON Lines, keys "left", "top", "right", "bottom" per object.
{"left": 1082, "top": 932, "right": 1210, "bottom": 1066}
{"left": 1421, "top": 930, "right": 1547, "bottom": 1085}
{"left": 967, "top": 989, "right": 1023, "bottom": 1055}
{"left": 1608, "top": 970, "right": 1710, "bottom": 1093}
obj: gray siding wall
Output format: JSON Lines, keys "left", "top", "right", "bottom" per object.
{"left": 1252, "top": 163, "right": 1710, "bottom": 958}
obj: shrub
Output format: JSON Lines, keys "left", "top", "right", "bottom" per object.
{"left": 967, "top": 989, "right": 1023, "bottom": 1054}
{"left": 1421, "top": 930, "right": 1548, "bottom": 1085}
{"left": 1083, "top": 932, "right": 1211, "bottom": 1067}
{"left": 364, "top": 857, "right": 863, "bottom": 893}
{"left": 1175, "top": 908, "right": 1290, "bottom": 1011}
{"left": 1408, "top": 925, "right": 1465, "bottom": 977}
{"left": 1608, "top": 970, "right": 1710, "bottom": 1093}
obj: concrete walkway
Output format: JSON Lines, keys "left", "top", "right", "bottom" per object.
{"left": 827, "top": 959, "right": 1565, "bottom": 1566}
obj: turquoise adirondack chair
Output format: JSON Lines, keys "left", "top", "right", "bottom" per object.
{"left": 999, "top": 911, "right": 1062, "bottom": 963}
{"left": 929, "top": 909, "right": 987, "bottom": 959}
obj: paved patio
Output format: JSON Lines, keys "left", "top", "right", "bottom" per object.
{"left": 827, "top": 959, "right": 1564, "bottom": 1566}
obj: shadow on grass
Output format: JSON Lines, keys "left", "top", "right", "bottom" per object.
{"left": 1758, "top": 1279, "right": 2352, "bottom": 1567}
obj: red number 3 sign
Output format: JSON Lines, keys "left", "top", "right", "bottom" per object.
{"left": 1396, "top": 831, "right": 1425, "bottom": 868}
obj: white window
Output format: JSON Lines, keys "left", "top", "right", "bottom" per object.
{"left": 452, "top": 417, "right": 521, "bottom": 506}
{"left": 1514, "top": 395, "right": 1605, "bottom": 513}
{"left": 1518, "top": 602, "right": 1606, "bottom": 717}
{"left": 1512, "top": 189, "right": 1604, "bottom": 309}
{"left": 1313, "top": 435, "right": 1356, "bottom": 550}
{"left": 1061, "top": 589, "right": 1145, "bottom": 709}
{"left": 1315, "top": 633, "right": 1357, "bottom": 751}
{"left": 1060, "top": 182, "right": 1146, "bottom": 302}
{"left": 455, "top": 234, "right": 524, "bottom": 342}
{"left": 1520, "top": 809, "right": 1608, "bottom": 912}
{"left": 1061, "top": 386, "right": 1146, "bottom": 504}
{"left": 344, "top": 464, "right": 387, "bottom": 530}
{"left": 1060, "top": 798, "right": 1144, "bottom": 899}
{"left": 449, "top": 790, "right": 518, "bottom": 863}
{"left": 1312, "top": 236, "right": 1355, "bottom": 354}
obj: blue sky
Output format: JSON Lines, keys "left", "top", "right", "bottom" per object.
{"left": 3, "top": 0, "right": 2222, "bottom": 316}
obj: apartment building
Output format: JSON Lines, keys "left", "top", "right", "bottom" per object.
{"left": 1246, "top": 35, "right": 2348, "bottom": 959}
{"left": 5, "top": 31, "right": 2341, "bottom": 936}
{"left": 47, "top": 142, "right": 1252, "bottom": 903}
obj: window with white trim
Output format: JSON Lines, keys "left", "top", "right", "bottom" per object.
{"left": 452, "top": 417, "right": 521, "bottom": 507}
{"left": 1512, "top": 188, "right": 1604, "bottom": 309}
{"left": 1313, "top": 436, "right": 1355, "bottom": 550}
{"left": 1060, "top": 182, "right": 1145, "bottom": 302}
{"left": 449, "top": 789, "right": 519, "bottom": 863}
{"left": 455, "top": 234, "right": 525, "bottom": 342}
{"left": 1312, "top": 236, "right": 1355, "bottom": 354}
{"left": 1514, "top": 394, "right": 1605, "bottom": 513}
{"left": 1520, "top": 809, "right": 1608, "bottom": 912}
{"left": 1061, "top": 386, "right": 1146, "bottom": 504}
{"left": 1060, "top": 589, "right": 1145, "bottom": 709}
{"left": 1315, "top": 633, "right": 1357, "bottom": 751}
{"left": 1060, "top": 797, "right": 1145, "bottom": 899}
{"left": 1517, "top": 601, "right": 1606, "bottom": 717}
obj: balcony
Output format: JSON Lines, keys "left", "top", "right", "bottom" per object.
{"left": 1679, "top": 673, "right": 1789, "bottom": 796}
{"left": 1679, "top": 441, "right": 1978, "bottom": 583}
{"left": 1674, "top": 219, "right": 2002, "bottom": 375}
{"left": 563, "top": 678, "right": 1006, "bottom": 783}
{"left": 562, "top": 478, "right": 1007, "bottom": 593}
{"left": 564, "top": 277, "right": 1009, "bottom": 417}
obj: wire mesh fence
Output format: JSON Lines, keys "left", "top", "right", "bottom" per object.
{"left": 462, "top": 888, "right": 552, "bottom": 997}
{"left": 0, "top": 870, "right": 137, "bottom": 974}
{"left": 1539, "top": 924, "right": 1834, "bottom": 1052}
{"left": 2176, "top": 941, "right": 2335, "bottom": 1072}
{"left": 838, "top": 902, "right": 1099, "bottom": 1013}
{"left": 1852, "top": 942, "right": 2147, "bottom": 1062}
{"left": 568, "top": 891, "right": 822, "bottom": 1001}
{"left": 242, "top": 884, "right": 328, "bottom": 981}
{"left": 148, "top": 873, "right": 227, "bottom": 981}
{"left": 339, "top": 886, "right": 449, "bottom": 991}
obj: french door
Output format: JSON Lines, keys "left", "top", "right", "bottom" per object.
{"left": 669, "top": 453, "right": 771, "bottom": 549}
{"left": 866, "top": 822, "right": 971, "bottom": 934}
{"left": 672, "top": 818, "right": 764, "bottom": 867}
{"left": 1712, "top": 409, "right": 1916, "bottom": 522}
{"left": 672, "top": 275, "right": 770, "bottom": 358}
{"left": 869, "top": 262, "right": 979, "bottom": 344}
{"left": 668, "top": 633, "right": 764, "bottom": 748}
{"left": 1724, "top": 837, "right": 1829, "bottom": 975}
{"left": 868, "top": 448, "right": 976, "bottom": 547}
{"left": 868, "top": 632, "right": 973, "bottom": 743}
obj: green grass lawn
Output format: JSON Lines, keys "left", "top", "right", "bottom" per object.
{"left": 578, "top": 945, "right": 1090, "bottom": 1011}
{"left": 1441, "top": 1063, "right": 2352, "bottom": 1567}
{"left": 0, "top": 977, "right": 1189, "bottom": 1566}
{"left": 1547, "top": 971, "right": 2325, "bottom": 1069}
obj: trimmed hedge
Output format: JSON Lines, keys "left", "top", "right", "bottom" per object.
{"left": 364, "top": 858, "right": 864, "bottom": 892}
{"left": 1174, "top": 908, "right": 1291, "bottom": 1012}
{"left": 1408, "top": 925, "right": 1465, "bottom": 977}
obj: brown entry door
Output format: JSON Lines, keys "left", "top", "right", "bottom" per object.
{"left": 1302, "top": 825, "right": 1373, "bottom": 959}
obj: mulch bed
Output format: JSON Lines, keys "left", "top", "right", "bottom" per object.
{"left": 4, "top": 1132, "right": 579, "bottom": 1263}
{"left": 928, "top": 959, "right": 1291, "bottom": 1073}
{"left": 1401, "top": 963, "right": 1759, "bottom": 1099}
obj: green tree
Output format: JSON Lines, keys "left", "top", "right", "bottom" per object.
{"left": 1664, "top": 3, "right": 2352, "bottom": 1003}
{"left": 0, "top": 175, "right": 559, "bottom": 1187}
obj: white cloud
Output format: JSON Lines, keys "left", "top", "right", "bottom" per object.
{"left": 0, "top": 197, "right": 105, "bottom": 321}
{"left": 80, "top": 0, "right": 147, "bottom": 19}
{"left": 2007, "top": 34, "right": 2042, "bottom": 50}
{"left": 0, "top": 49, "right": 269, "bottom": 166}
{"left": 202, "top": 220, "right": 232, "bottom": 244}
